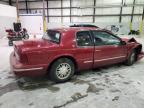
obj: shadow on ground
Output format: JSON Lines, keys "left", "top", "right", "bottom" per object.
{"left": 0, "top": 63, "right": 126, "bottom": 96}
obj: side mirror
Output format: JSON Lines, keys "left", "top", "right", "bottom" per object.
{"left": 121, "top": 41, "right": 126, "bottom": 45}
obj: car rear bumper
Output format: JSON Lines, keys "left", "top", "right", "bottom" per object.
{"left": 10, "top": 52, "right": 47, "bottom": 77}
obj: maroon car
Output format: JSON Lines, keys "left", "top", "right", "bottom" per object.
{"left": 10, "top": 27, "right": 144, "bottom": 82}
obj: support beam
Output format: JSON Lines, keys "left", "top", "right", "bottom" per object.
{"left": 131, "top": 0, "right": 136, "bottom": 23}
{"left": 119, "top": 0, "right": 123, "bottom": 23}
{"left": 47, "top": 0, "right": 49, "bottom": 23}
{"left": 61, "top": 0, "right": 63, "bottom": 23}
{"left": 42, "top": 0, "right": 47, "bottom": 32}
{"left": 12, "top": 0, "right": 64, "bottom": 3}
{"left": 19, "top": 14, "right": 143, "bottom": 17}
{"left": 19, "top": 7, "right": 78, "bottom": 10}
{"left": 139, "top": 6, "right": 144, "bottom": 34}
{"left": 9, "top": 0, "right": 12, "bottom": 6}
{"left": 16, "top": 0, "right": 20, "bottom": 23}
{"left": 18, "top": 4, "right": 144, "bottom": 10}
{"left": 45, "top": 14, "right": 143, "bottom": 17}
{"left": 70, "top": 0, "right": 72, "bottom": 23}
{"left": 25, "top": 0, "right": 28, "bottom": 14}
{"left": 142, "top": 6, "right": 144, "bottom": 20}
{"left": 93, "top": 0, "right": 96, "bottom": 23}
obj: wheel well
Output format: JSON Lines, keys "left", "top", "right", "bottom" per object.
{"left": 135, "top": 45, "right": 142, "bottom": 54}
{"left": 47, "top": 56, "right": 78, "bottom": 74}
{"left": 134, "top": 45, "right": 142, "bottom": 60}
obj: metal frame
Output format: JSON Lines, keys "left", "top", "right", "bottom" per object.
{"left": 25, "top": 0, "right": 28, "bottom": 14}
{"left": 131, "top": 0, "right": 136, "bottom": 23}
{"left": 61, "top": 0, "right": 63, "bottom": 23}
{"left": 9, "top": 0, "right": 12, "bottom": 5}
{"left": 4, "top": 0, "right": 144, "bottom": 23}
{"left": 19, "top": 14, "right": 143, "bottom": 17}
{"left": 119, "top": 0, "right": 123, "bottom": 23}
{"left": 93, "top": 0, "right": 96, "bottom": 23}
{"left": 46, "top": 0, "right": 49, "bottom": 22}
{"left": 142, "top": 6, "right": 144, "bottom": 20}
{"left": 70, "top": 0, "right": 72, "bottom": 22}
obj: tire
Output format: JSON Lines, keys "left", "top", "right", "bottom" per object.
{"left": 125, "top": 50, "right": 136, "bottom": 66}
{"left": 24, "top": 34, "right": 29, "bottom": 39}
{"left": 49, "top": 58, "right": 75, "bottom": 83}
{"left": 8, "top": 40, "right": 13, "bottom": 46}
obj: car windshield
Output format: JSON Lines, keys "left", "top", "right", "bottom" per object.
{"left": 42, "top": 30, "right": 61, "bottom": 43}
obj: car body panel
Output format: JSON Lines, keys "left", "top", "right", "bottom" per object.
{"left": 94, "top": 45, "right": 127, "bottom": 67}
{"left": 74, "top": 46, "right": 94, "bottom": 70}
{"left": 10, "top": 52, "right": 47, "bottom": 77}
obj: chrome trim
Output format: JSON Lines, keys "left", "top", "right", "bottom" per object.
{"left": 14, "top": 67, "right": 43, "bottom": 72}
{"left": 84, "top": 61, "right": 93, "bottom": 63}
{"left": 95, "top": 50, "right": 101, "bottom": 52}
{"left": 95, "top": 56, "right": 126, "bottom": 62}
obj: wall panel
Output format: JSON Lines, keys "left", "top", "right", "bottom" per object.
{"left": 49, "top": 17, "right": 61, "bottom": 22}
{"left": 48, "top": 1, "right": 61, "bottom": 8}
{"left": 72, "top": 17, "right": 92, "bottom": 23}
{"left": 49, "top": 9, "right": 61, "bottom": 16}
{"left": 121, "top": 16, "right": 131, "bottom": 22}
{"left": 122, "top": 7, "right": 132, "bottom": 14}
{"left": 0, "top": 4, "right": 17, "bottom": 38}
{"left": 95, "top": 8, "right": 120, "bottom": 15}
{"left": 96, "top": 0, "right": 121, "bottom": 5}
{"left": 95, "top": 16, "right": 119, "bottom": 22}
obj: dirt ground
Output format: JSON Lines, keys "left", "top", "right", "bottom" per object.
{"left": 0, "top": 35, "right": 144, "bottom": 108}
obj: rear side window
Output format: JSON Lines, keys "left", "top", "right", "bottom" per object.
{"left": 42, "top": 30, "right": 61, "bottom": 43}
{"left": 76, "top": 31, "right": 93, "bottom": 46}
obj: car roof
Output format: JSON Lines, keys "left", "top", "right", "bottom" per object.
{"left": 69, "top": 24, "right": 99, "bottom": 28}
{"left": 49, "top": 27, "right": 103, "bottom": 33}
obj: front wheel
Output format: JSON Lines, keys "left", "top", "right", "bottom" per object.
{"left": 125, "top": 50, "right": 136, "bottom": 66}
{"left": 49, "top": 58, "right": 75, "bottom": 83}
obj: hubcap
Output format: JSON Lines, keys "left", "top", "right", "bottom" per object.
{"left": 130, "top": 52, "right": 135, "bottom": 63}
{"left": 56, "top": 63, "right": 71, "bottom": 79}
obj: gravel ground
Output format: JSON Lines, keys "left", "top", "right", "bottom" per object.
{"left": 0, "top": 35, "right": 144, "bottom": 108}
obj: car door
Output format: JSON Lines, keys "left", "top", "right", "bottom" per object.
{"left": 92, "top": 30, "right": 127, "bottom": 67}
{"left": 74, "top": 31, "right": 94, "bottom": 70}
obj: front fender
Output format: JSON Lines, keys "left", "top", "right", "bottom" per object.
{"left": 126, "top": 42, "right": 143, "bottom": 60}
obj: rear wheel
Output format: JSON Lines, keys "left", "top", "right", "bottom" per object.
{"left": 49, "top": 58, "right": 75, "bottom": 83}
{"left": 125, "top": 50, "right": 136, "bottom": 66}
{"left": 8, "top": 40, "right": 13, "bottom": 46}
{"left": 24, "top": 34, "right": 29, "bottom": 39}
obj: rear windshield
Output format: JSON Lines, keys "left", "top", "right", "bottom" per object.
{"left": 42, "top": 30, "right": 61, "bottom": 43}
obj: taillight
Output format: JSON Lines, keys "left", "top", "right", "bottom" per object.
{"left": 14, "top": 45, "right": 28, "bottom": 63}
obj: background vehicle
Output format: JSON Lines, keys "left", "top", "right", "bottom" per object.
{"left": 10, "top": 27, "right": 144, "bottom": 83}
{"left": 6, "top": 28, "right": 29, "bottom": 46}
